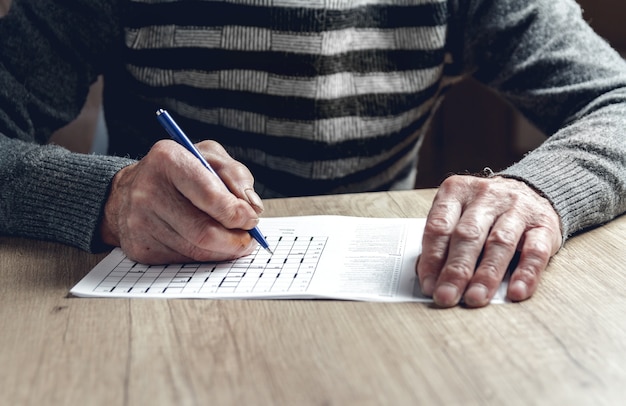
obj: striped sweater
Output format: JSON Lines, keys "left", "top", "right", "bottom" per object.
{"left": 1, "top": 0, "right": 626, "bottom": 253}
{"left": 106, "top": 0, "right": 451, "bottom": 197}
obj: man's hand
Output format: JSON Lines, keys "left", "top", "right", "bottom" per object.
{"left": 416, "top": 175, "right": 562, "bottom": 308}
{"left": 100, "top": 139, "right": 265, "bottom": 264}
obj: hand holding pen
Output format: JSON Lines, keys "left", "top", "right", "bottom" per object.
{"left": 156, "top": 109, "right": 273, "bottom": 255}
{"left": 99, "top": 111, "right": 270, "bottom": 264}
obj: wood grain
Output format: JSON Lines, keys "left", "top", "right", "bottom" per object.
{"left": 1, "top": 189, "right": 625, "bottom": 405}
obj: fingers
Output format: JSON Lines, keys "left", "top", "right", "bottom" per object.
{"left": 122, "top": 210, "right": 257, "bottom": 265}
{"left": 416, "top": 175, "right": 562, "bottom": 308}
{"left": 152, "top": 188, "right": 258, "bottom": 260}
{"left": 101, "top": 139, "right": 265, "bottom": 264}
{"left": 195, "top": 140, "right": 265, "bottom": 214}
{"left": 417, "top": 195, "right": 462, "bottom": 296}
{"left": 506, "top": 227, "right": 558, "bottom": 301}
{"left": 431, "top": 203, "right": 499, "bottom": 307}
{"left": 462, "top": 215, "right": 525, "bottom": 307}
{"left": 120, "top": 231, "right": 195, "bottom": 265}
{"left": 158, "top": 141, "right": 260, "bottom": 231}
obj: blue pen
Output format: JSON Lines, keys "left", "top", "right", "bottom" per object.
{"left": 156, "top": 109, "right": 273, "bottom": 255}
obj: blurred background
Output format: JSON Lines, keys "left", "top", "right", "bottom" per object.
{"left": 415, "top": 0, "right": 626, "bottom": 187}
{"left": 1, "top": 0, "right": 623, "bottom": 188}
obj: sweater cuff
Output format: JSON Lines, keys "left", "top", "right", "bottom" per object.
{"left": 11, "top": 145, "right": 135, "bottom": 252}
{"left": 500, "top": 152, "right": 615, "bottom": 241}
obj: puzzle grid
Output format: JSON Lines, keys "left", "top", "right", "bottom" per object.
{"left": 93, "top": 235, "right": 328, "bottom": 295}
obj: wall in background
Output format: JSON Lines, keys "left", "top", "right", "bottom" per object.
{"left": 415, "top": 0, "right": 626, "bottom": 187}
{"left": 576, "top": 0, "right": 626, "bottom": 52}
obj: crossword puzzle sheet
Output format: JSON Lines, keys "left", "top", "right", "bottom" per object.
{"left": 91, "top": 235, "right": 327, "bottom": 296}
{"left": 70, "top": 216, "right": 506, "bottom": 302}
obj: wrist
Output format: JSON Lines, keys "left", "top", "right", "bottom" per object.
{"left": 99, "top": 166, "right": 129, "bottom": 247}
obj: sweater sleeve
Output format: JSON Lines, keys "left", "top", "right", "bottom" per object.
{"left": 450, "top": 0, "right": 626, "bottom": 239}
{"left": 0, "top": 0, "right": 135, "bottom": 252}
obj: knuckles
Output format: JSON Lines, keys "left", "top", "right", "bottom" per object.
{"left": 452, "top": 222, "right": 484, "bottom": 242}
{"left": 521, "top": 237, "right": 553, "bottom": 260}
{"left": 486, "top": 228, "right": 518, "bottom": 250}
{"left": 477, "top": 261, "right": 502, "bottom": 280}
{"left": 423, "top": 215, "right": 454, "bottom": 237}
{"left": 442, "top": 260, "right": 475, "bottom": 282}
{"left": 149, "top": 140, "right": 181, "bottom": 164}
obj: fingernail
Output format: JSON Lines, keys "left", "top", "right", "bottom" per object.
{"left": 510, "top": 280, "right": 528, "bottom": 299}
{"left": 433, "top": 283, "right": 460, "bottom": 307}
{"left": 245, "top": 188, "right": 264, "bottom": 213}
{"left": 421, "top": 276, "right": 436, "bottom": 296}
{"left": 464, "top": 283, "right": 489, "bottom": 307}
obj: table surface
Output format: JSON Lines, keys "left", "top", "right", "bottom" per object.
{"left": 1, "top": 189, "right": 625, "bottom": 405}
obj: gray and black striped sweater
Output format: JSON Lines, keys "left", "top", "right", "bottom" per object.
{"left": 107, "top": 0, "right": 451, "bottom": 197}
{"left": 1, "top": 0, "right": 626, "bottom": 252}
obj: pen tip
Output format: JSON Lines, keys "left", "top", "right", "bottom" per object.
{"left": 265, "top": 247, "right": 274, "bottom": 255}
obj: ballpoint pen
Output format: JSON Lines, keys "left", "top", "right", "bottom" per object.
{"left": 156, "top": 109, "right": 273, "bottom": 255}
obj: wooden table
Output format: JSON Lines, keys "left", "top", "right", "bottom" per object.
{"left": 1, "top": 189, "right": 625, "bottom": 405}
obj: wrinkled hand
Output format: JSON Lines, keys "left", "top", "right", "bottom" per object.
{"left": 416, "top": 175, "right": 562, "bottom": 308}
{"left": 100, "top": 140, "right": 264, "bottom": 264}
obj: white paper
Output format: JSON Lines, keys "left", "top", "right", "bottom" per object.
{"left": 70, "top": 216, "right": 508, "bottom": 303}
